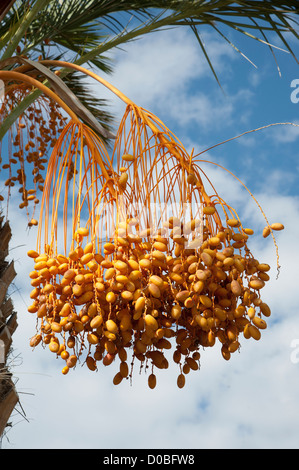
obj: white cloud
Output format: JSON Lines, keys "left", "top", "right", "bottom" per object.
{"left": 271, "top": 121, "right": 299, "bottom": 143}
{"left": 107, "top": 28, "right": 236, "bottom": 108}
{"left": 163, "top": 87, "right": 255, "bottom": 134}
{"left": 89, "top": 27, "right": 238, "bottom": 126}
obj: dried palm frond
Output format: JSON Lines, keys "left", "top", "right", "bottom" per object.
{"left": 1, "top": 0, "right": 298, "bottom": 148}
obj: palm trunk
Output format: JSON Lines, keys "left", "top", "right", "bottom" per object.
{"left": 0, "top": 215, "right": 18, "bottom": 438}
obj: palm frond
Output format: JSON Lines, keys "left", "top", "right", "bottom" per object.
{"left": 2, "top": 1, "right": 299, "bottom": 72}
{"left": 73, "top": 1, "right": 299, "bottom": 75}
{"left": 1, "top": 0, "right": 298, "bottom": 145}
{"left": 62, "top": 70, "right": 115, "bottom": 143}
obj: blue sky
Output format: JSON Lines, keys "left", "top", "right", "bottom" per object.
{"left": 1, "top": 23, "right": 299, "bottom": 449}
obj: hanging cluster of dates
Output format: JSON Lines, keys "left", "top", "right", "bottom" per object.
{"left": 0, "top": 61, "right": 282, "bottom": 388}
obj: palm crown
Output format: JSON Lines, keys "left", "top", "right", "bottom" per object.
{"left": 0, "top": 0, "right": 298, "bottom": 140}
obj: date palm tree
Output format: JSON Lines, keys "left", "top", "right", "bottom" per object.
{"left": 0, "top": 0, "right": 298, "bottom": 436}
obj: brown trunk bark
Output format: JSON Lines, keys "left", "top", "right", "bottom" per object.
{"left": 0, "top": 215, "right": 18, "bottom": 437}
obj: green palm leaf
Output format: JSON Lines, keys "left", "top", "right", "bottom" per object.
{"left": 0, "top": 0, "right": 298, "bottom": 142}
